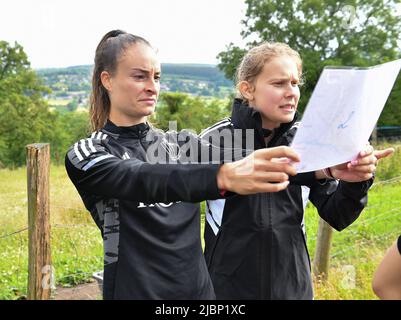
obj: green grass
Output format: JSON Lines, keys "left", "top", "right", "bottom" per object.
{"left": 303, "top": 143, "right": 401, "bottom": 299}
{"left": 0, "top": 165, "right": 102, "bottom": 300}
{"left": 0, "top": 144, "right": 400, "bottom": 299}
{"left": 304, "top": 181, "right": 401, "bottom": 299}
{"left": 373, "top": 142, "right": 401, "bottom": 181}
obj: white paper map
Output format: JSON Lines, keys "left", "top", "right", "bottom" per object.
{"left": 290, "top": 59, "right": 401, "bottom": 173}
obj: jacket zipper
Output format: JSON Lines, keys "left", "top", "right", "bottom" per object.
{"left": 260, "top": 137, "right": 273, "bottom": 299}
{"left": 264, "top": 192, "right": 273, "bottom": 299}
{"left": 138, "top": 130, "right": 148, "bottom": 152}
{"left": 259, "top": 195, "right": 265, "bottom": 298}
{"left": 262, "top": 137, "right": 277, "bottom": 299}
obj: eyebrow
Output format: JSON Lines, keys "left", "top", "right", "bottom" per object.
{"left": 131, "top": 68, "right": 161, "bottom": 74}
{"left": 269, "top": 77, "right": 299, "bottom": 82}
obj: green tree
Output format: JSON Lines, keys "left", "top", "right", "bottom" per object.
{"left": 0, "top": 40, "right": 30, "bottom": 80}
{"left": 0, "top": 41, "right": 53, "bottom": 167}
{"left": 378, "top": 76, "right": 401, "bottom": 126}
{"left": 217, "top": 0, "right": 401, "bottom": 119}
{"left": 67, "top": 98, "right": 79, "bottom": 112}
{"left": 47, "top": 111, "right": 90, "bottom": 165}
{"left": 153, "top": 92, "right": 230, "bottom": 133}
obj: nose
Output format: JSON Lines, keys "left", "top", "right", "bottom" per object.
{"left": 145, "top": 78, "right": 158, "bottom": 95}
{"left": 284, "top": 83, "right": 299, "bottom": 99}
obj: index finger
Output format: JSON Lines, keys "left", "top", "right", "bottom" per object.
{"left": 261, "top": 146, "right": 301, "bottom": 163}
{"left": 374, "top": 148, "right": 395, "bottom": 160}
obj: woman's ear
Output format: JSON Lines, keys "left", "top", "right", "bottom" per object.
{"left": 100, "top": 71, "right": 112, "bottom": 92}
{"left": 238, "top": 81, "right": 254, "bottom": 101}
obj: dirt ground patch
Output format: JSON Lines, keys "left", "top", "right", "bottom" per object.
{"left": 53, "top": 280, "right": 102, "bottom": 300}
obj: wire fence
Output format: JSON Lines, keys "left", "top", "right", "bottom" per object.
{"left": 0, "top": 227, "right": 28, "bottom": 240}
{"left": 371, "top": 175, "right": 401, "bottom": 187}
{"left": 0, "top": 174, "right": 400, "bottom": 300}
{"left": 331, "top": 229, "right": 401, "bottom": 258}
{"left": 306, "top": 176, "right": 401, "bottom": 281}
{"left": 0, "top": 201, "right": 102, "bottom": 300}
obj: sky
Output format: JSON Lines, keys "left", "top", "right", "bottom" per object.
{"left": 0, "top": 0, "right": 248, "bottom": 69}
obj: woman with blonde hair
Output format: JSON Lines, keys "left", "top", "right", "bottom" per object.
{"left": 202, "top": 42, "right": 394, "bottom": 299}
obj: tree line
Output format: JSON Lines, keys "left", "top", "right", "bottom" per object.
{"left": 217, "top": 0, "right": 401, "bottom": 124}
{"left": 0, "top": 41, "right": 230, "bottom": 168}
{"left": 1, "top": 0, "right": 400, "bottom": 168}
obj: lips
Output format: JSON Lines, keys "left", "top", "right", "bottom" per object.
{"left": 139, "top": 98, "right": 156, "bottom": 104}
{"left": 279, "top": 104, "right": 295, "bottom": 111}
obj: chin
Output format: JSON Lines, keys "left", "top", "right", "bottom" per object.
{"left": 143, "top": 106, "right": 156, "bottom": 116}
{"left": 274, "top": 115, "right": 294, "bottom": 125}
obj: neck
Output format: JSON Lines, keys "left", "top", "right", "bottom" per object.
{"left": 109, "top": 112, "right": 147, "bottom": 127}
{"left": 255, "top": 110, "right": 281, "bottom": 130}
{"left": 248, "top": 102, "right": 281, "bottom": 130}
{"left": 261, "top": 118, "right": 280, "bottom": 130}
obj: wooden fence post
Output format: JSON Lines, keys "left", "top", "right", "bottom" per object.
{"left": 312, "top": 217, "right": 333, "bottom": 281}
{"left": 27, "top": 143, "right": 52, "bottom": 300}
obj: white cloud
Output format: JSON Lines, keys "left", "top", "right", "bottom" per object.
{"left": 0, "top": 0, "right": 247, "bottom": 68}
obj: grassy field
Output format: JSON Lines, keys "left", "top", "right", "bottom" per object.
{"left": 0, "top": 144, "right": 400, "bottom": 300}
{"left": 306, "top": 181, "right": 401, "bottom": 299}
{"left": 0, "top": 165, "right": 103, "bottom": 299}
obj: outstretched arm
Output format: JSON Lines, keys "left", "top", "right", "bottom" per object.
{"left": 66, "top": 137, "right": 299, "bottom": 203}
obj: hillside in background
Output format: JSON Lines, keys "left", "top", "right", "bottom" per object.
{"left": 36, "top": 64, "right": 234, "bottom": 112}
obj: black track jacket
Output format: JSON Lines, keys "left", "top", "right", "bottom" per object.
{"left": 65, "top": 120, "right": 224, "bottom": 300}
{"left": 202, "top": 99, "right": 373, "bottom": 300}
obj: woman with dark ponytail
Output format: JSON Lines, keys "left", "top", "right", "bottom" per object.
{"left": 89, "top": 30, "right": 152, "bottom": 131}
{"left": 65, "top": 30, "right": 300, "bottom": 299}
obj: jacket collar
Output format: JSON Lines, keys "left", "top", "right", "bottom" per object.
{"left": 230, "top": 98, "right": 298, "bottom": 147}
{"left": 103, "top": 119, "right": 150, "bottom": 138}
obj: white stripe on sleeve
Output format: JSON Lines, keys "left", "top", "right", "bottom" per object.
{"left": 87, "top": 138, "right": 97, "bottom": 153}
{"left": 74, "top": 142, "right": 83, "bottom": 161}
{"left": 82, "top": 154, "right": 115, "bottom": 171}
{"left": 199, "top": 120, "right": 231, "bottom": 138}
{"left": 80, "top": 139, "right": 90, "bottom": 157}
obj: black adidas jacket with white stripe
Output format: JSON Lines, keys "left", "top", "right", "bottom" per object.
{"left": 202, "top": 98, "right": 373, "bottom": 300}
{"left": 65, "top": 120, "right": 224, "bottom": 300}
